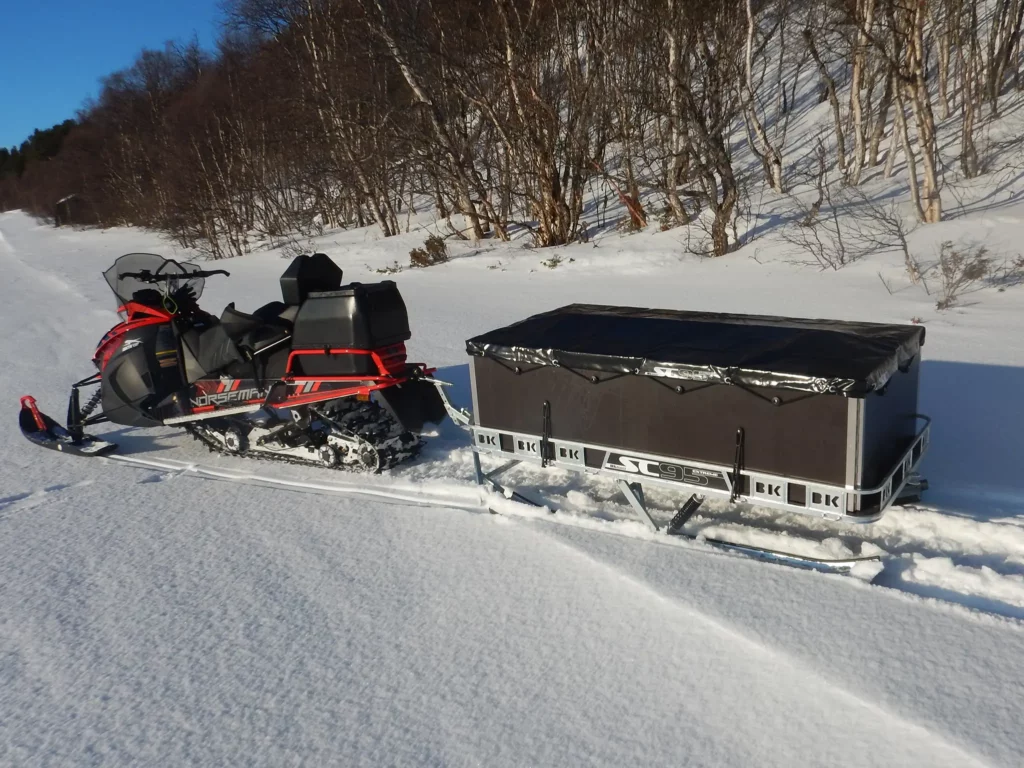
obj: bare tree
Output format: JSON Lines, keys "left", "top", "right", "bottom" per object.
{"left": 743, "top": 0, "right": 784, "bottom": 191}
{"left": 12, "top": 0, "right": 1024, "bottom": 258}
{"left": 804, "top": 26, "right": 847, "bottom": 175}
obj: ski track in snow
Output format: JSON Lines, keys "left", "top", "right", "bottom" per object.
{"left": 100, "top": 439, "right": 1024, "bottom": 619}
{"left": 0, "top": 481, "right": 94, "bottom": 520}
{"left": 2, "top": 210, "right": 1024, "bottom": 765}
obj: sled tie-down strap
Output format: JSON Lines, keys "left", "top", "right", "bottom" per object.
{"left": 541, "top": 401, "right": 552, "bottom": 468}
{"left": 730, "top": 427, "right": 745, "bottom": 503}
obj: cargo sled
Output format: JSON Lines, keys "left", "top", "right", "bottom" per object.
{"left": 439, "top": 305, "right": 929, "bottom": 549}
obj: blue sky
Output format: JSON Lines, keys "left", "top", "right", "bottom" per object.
{"left": 0, "top": 0, "right": 222, "bottom": 149}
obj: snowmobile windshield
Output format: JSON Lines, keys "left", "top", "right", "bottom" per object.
{"left": 103, "top": 253, "right": 207, "bottom": 314}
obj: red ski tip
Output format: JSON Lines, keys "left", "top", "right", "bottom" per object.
{"left": 20, "top": 395, "right": 47, "bottom": 432}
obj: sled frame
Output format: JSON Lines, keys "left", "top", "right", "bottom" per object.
{"left": 434, "top": 381, "right": 930, "bottom": 525}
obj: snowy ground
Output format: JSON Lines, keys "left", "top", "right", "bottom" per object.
{"left": 2, "top": 208, "right": 1024, "bottom": 766}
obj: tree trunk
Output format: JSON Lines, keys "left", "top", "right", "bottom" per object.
{"left": 710, "top": 137, "right": 737, "bottom": 257}
{"left": 848, "top": 0, "right": 876, "bottom": 185}
{"left": 883, "top": 115, "right": 900, "bottom": 178}
{"left": 867, "top": 71, "right": 894, "bottom": 167}
{"left": 937, "top": 21, "right": 952, "bottom": 119}
{"left": 907, "top": 5, "right": 942, "bottom": 222}
{"left": 665, "top": 5, "right": 688, "bottom": 223}
{"left": 895, "top": 88, "right": 925, "bottom": 222}
{"left": 805, "top": 29, "right": 847, "bottom": 173}
{"left": 744, "top": 0, "right": 784, "bottom": 191}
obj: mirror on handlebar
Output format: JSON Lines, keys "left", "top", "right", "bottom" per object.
{"left": 103, "top": 253, "right": 224, "bottom": 316}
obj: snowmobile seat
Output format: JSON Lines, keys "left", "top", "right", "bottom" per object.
{"left": 221, "top": 345, "right": 290, "bottom": 382}
{"left": 179, "top": 322, "right": 247, "bottom": 383}
{"left": 220, "top": 303, "right": 291, "bottom": 356}
{"left": 253, "top": 301, "right": 298, "bottom": 327}
{"left": 220, "top": 303, "right": 264, "bottom": 338}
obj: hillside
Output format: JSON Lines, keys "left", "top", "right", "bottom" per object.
{"left": 5, "top": 1, "right": 1024, "bottom": 759}
{"left": 2, "top": 191, "right": 1024, "bottom": 765}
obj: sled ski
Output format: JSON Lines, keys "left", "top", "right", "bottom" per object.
{"left": 474, "top": 454, "right": 881, "bottom": 574}
{"left": 58, "top": 445, "right": 884, "bottom": 577}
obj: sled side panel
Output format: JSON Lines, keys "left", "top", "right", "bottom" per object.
{"left": 470, "top": 356, "right": 850, "bottom": 486}
{"left": 858, "top": 355, "right": 921, "bottom": 488}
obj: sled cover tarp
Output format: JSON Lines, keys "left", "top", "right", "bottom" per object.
{"left": 466, "top": 305, "right": 925, "bottom": 396}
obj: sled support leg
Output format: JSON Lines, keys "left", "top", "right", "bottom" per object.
{"left": 668, "top": 494, "right": 706, "bottom": 535}
{"left": 472, "top": 451, "right": 485, "bottom": 486}
{"left": 616, "top": 480, "right": 705, "bottom": 534}
{"left": 616, "top": 479, "right": 659, "bottom": 532}
{"left": 475, "top": 456, "right": 545, "bottom": 508}
{"left": 893, "top": 474, "right": 929, "bottom": 506}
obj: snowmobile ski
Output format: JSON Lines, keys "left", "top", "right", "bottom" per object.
{"left": 19, "top": 396, "right": 117, "bottom": 457}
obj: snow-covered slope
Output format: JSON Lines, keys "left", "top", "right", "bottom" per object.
{"left": 2, "top": 209, "right": 1024, "bottom": 767}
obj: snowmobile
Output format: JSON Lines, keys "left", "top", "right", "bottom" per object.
{"left": 19, "top": 252, "right": 447, "bottom": 471}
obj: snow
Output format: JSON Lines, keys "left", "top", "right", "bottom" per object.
{"left": 1, "top": 474, "right": 1008, "bottom": 768}
{"left": 3, "top": 193, "right": 1024, "bottom": 767}
{"left": 895, "top": 555, "right": 1024, "bottom": 615}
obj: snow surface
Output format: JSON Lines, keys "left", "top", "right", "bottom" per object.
{"left": 2, "top": 206, "right": 1024, "bottom": 767}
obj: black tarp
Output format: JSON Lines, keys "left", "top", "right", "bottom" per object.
{"left": 465, "top": 305, "right": 926, "bottom": 396}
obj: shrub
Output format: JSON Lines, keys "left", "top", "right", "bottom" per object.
{"left": 615, "top": 215, "right": 642, "bottom": 235}
{"left": 932, "top": 241, "right": 992, "bottom": 310}
{"left": 409, "top": 234, "right": 449, "bottom": 268}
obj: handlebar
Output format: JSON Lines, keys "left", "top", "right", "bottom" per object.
{"left": 119, "top": 269, "right": 230, "bottom": 282}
